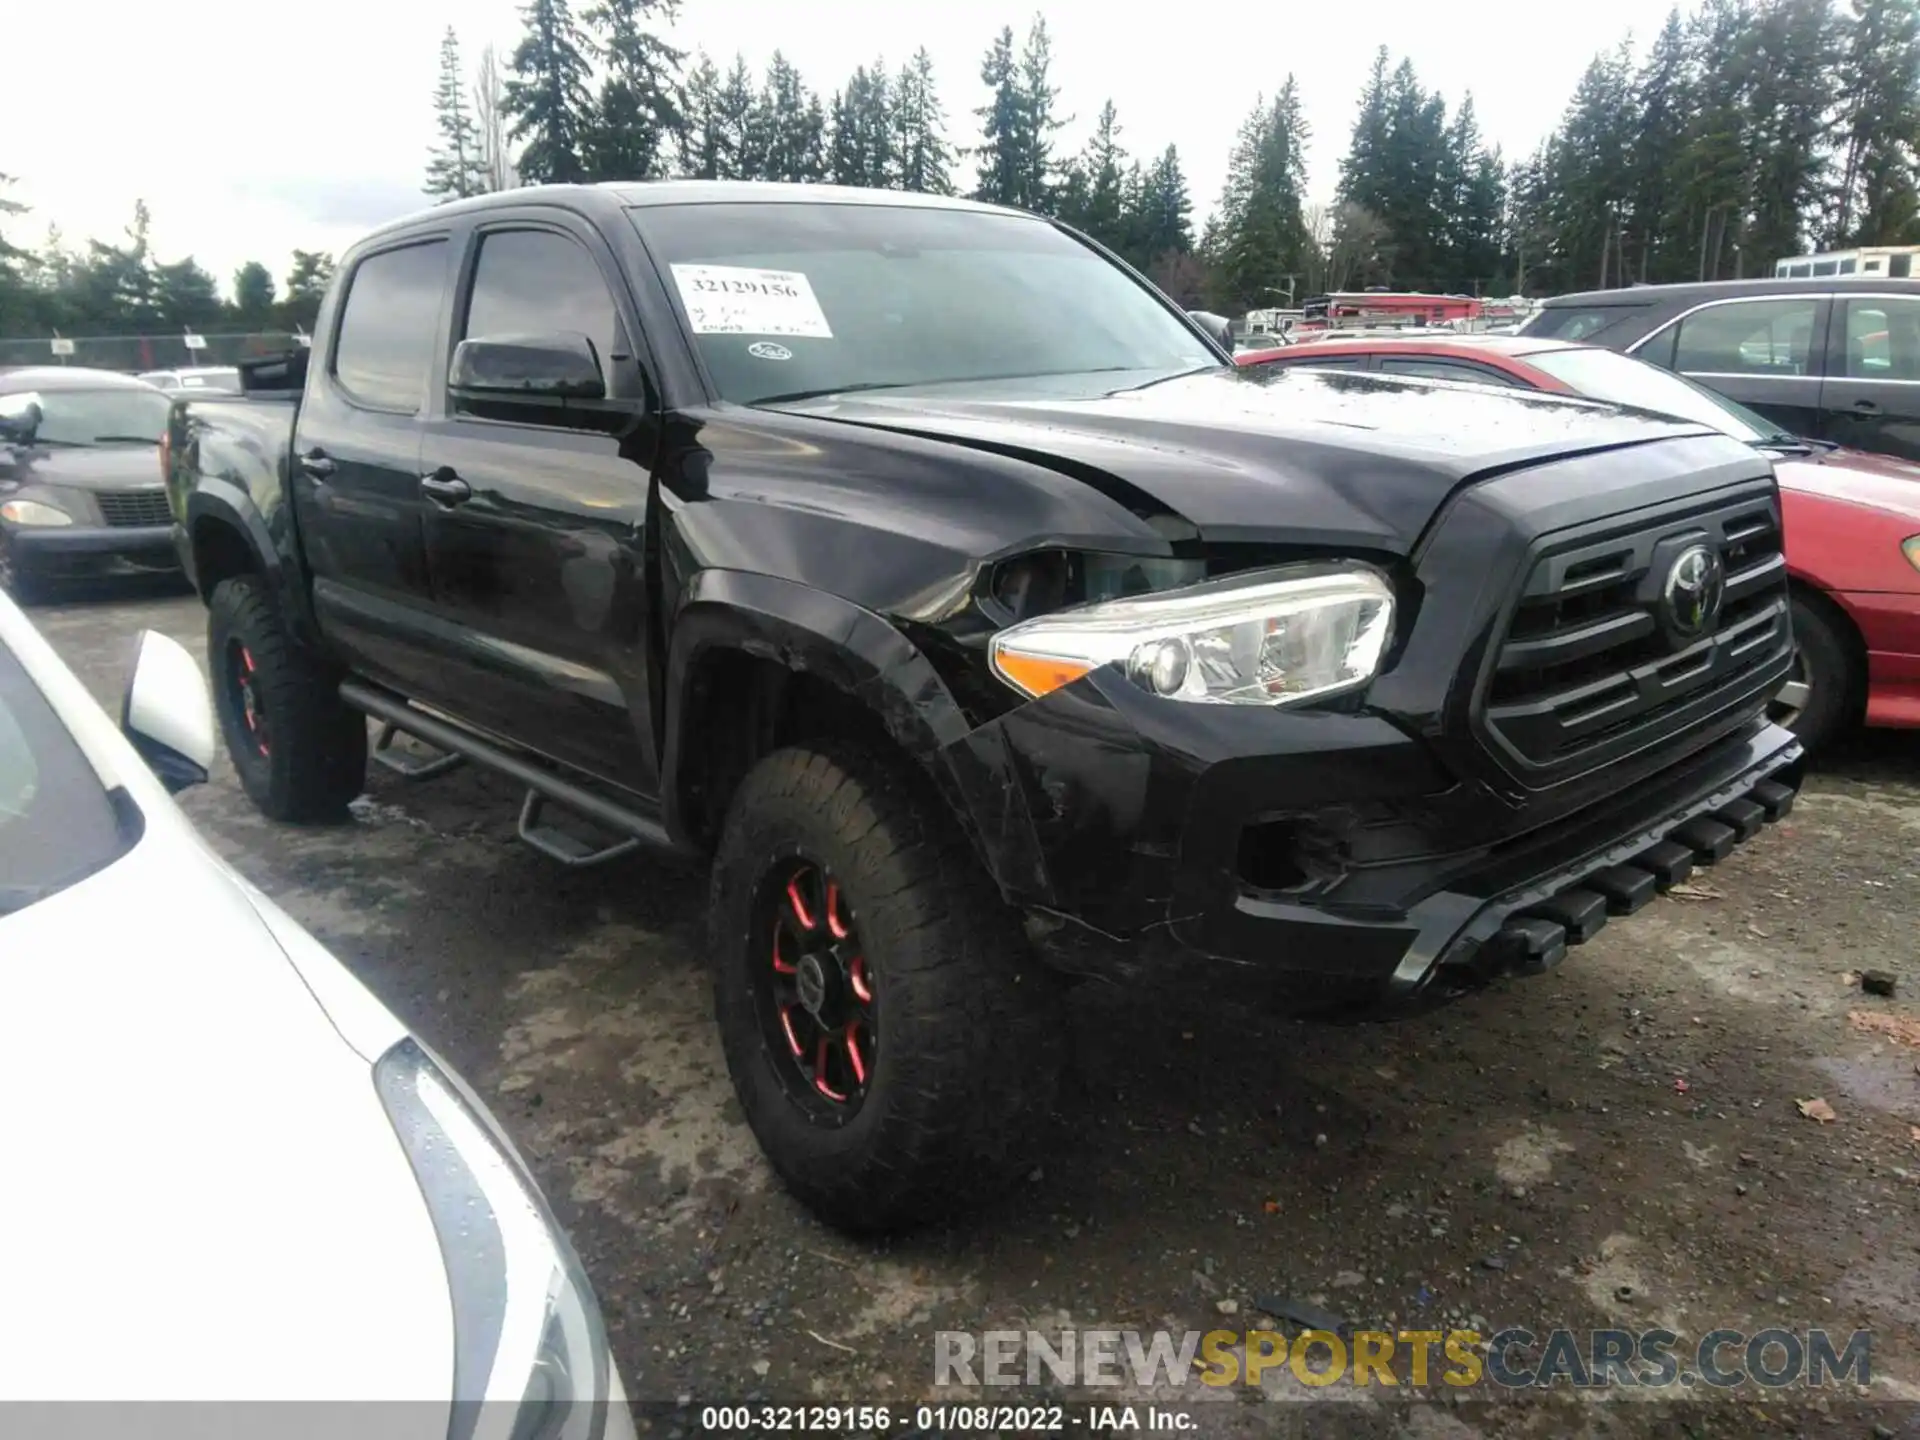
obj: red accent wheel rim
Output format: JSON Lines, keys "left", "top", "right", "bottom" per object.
{"left": 226, "top": 639, "right": 270, "bottom": 758}
{"left": 758, "top": 859, "right": 876, "bottom": 1115}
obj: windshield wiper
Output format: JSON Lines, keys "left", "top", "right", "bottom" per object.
{"left": 90, "top": 434, "right": 162, "bottom": 445}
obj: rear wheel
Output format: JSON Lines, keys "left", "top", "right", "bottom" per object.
{"left": 709, "top": 739, "right": 1066, "bottom": 1233}
{"left": 208, "top": 576, "right": 367, "bottom": 820}
{"left": 1772, "top": 592, "right": 1858, "bottom": 756}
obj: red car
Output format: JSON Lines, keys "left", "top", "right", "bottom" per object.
{"left": 1236, "top": 333, "right": 1920, "bottom": 752}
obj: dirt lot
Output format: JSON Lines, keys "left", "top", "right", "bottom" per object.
{"left": 34, "top": 583, "right": 1920, "bottom": 1438}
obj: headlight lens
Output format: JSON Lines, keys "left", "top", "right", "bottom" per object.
{"left": 988, "top": 562, "right": 1394, "bottom": 705}
{"left": 0, "top": 499, "right": 72, "bottom": 527}
{"left": 376, "top": 1039, "right": 612, "bottom": 1440}
{"left": 1904, "top": 535, "right": 1920, "bottom": 573}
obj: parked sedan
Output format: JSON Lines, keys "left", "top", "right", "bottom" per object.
{"left": 1236, "top": 333, "right": 1920, "bottom": 753}
{"left": 0, "top": 590, "right": 635, "bottom": 1428}
{"left": 0, "top": 366, "right": 178, "bottom": 598}
{"left": 1521, "top": 277, "right": 1920, "bottom": 463}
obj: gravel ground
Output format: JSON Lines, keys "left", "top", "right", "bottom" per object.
{"left": 30, "top": 581, "right": 1920, "bottom": 1439}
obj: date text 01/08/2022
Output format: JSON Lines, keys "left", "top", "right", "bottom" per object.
{"left": 696, "top": 1403, "right": 1198, "bottom": 1432}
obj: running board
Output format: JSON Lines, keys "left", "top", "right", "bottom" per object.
{"left": 370, "top": 721, "right": 466, "bottom": 780}
{"left": 339, "top": 681, "right": 678, "bottom": 859}
{"left": 517, "top": 791, "right": 643, "bottom": 868}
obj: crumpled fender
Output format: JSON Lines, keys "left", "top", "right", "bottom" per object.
{"left": 660, "top": 568, "right": 1049, "bottom": 892}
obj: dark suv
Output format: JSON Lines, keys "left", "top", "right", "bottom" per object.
{"left": 1526, "top": 277, "right": 1920, "bottom": 462}
{"left": 167, "top": 182, "right": 1802, "bottom": 1231}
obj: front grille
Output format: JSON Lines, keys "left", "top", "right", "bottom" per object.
{"left": 1481, "top": 493, "right": 1790, "bottom": 778}
{"left": 95, "top": 489, "right": 173, "bottom": 528}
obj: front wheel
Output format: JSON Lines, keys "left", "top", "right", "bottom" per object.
{"left": 0, "top": 530, "right": 42, "bottom": 604}
{"left": 709, "top": 740, "right": 1066, "bottom": 1233}
{"left": 1771, "top": 593, "right": 1858, "bottom": 756}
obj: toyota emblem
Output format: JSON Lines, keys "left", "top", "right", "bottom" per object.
{"left": 1662, "top": 544, "right": 1726, "bottom": 640}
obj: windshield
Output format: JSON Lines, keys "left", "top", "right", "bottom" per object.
{"left": 1525, "top": 347, "right": 1784, "bottom": 444}
{"left": 23, "top": 388, "right": 172, "bottom": 446}
{"left": 629, "top": 202, "right": 1217, "bottom": 405}
{"left": 0, "top": 639, "right": 135, "bottom": 916}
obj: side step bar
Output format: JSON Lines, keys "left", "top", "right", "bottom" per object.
{"left": 340, "top": 681, "right": 678, "bottom": 861}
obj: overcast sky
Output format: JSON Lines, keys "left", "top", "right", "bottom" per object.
{"left": 4, "top": 0, "right": 1682, "bottom": 298}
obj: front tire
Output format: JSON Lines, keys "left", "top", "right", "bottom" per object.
{"left": 0, "top": 530, "right": 42, "bottom": 604}
{"left": 709, "top": 740, "right": 1067, "bottom": 1233}
{"left": 208, "top": 576, "right": 367, "bottom": 821}
{"left": 1773, "top": 593, "right": 1858, "bottom": 756}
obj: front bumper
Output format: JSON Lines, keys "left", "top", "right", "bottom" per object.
{"left": 947, "top": 670, "right": 1801, "bottom": 1011}
{"left": 6, "top": 522, "right": 179, "bottom": 575}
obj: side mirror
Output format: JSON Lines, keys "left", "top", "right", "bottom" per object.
{"left": 120, "top": 630, "right": 215, "bottom": 793}
{"left": 449, "top": 332, "right": 607, "bottom": 404}
{"left": 0, "top": 392, "right": 44, "bottom": 445}
{"left": 1187, "top": 311, "right": 1235, "bottom": 354}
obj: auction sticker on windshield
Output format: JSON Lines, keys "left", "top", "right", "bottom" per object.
{"left": 670, "top": 264, "right": 833, "bottom": 338}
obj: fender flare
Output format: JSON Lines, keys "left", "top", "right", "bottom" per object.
{"left": 183, "top": 478, "right": 319, "bottom": 643}
{"left": 660, "top": 569, "right": 1046, "bottom": 895}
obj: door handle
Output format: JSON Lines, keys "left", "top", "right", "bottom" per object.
{"left": 1851, "top": 398, "right": 1882, "bottom": 415}
{"left": 298, "top": 449, "right": 336, "bottom": 479}
{"left": 419, "top": 470, "right": 472, "bottom": 505}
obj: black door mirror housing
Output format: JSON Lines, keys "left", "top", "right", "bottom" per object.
{"left": 449, "top": 333, "right": 607, "bottom": 405}
{"left": 1186, "top": 311, "right": 1235, "bottom": 355}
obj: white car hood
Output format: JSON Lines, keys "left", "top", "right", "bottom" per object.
{"left": 0, "top": 826, "right": 455, "bottom": 1404}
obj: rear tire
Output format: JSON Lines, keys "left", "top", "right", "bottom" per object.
{"left": 1774, "top": 593, "right": 1858, "bottom": 756}
{"left": 709, "top": 739, "right": 1067, "bottom": 1233}
{"left": 208, "top": 576, "right": 367, "bottom": 821}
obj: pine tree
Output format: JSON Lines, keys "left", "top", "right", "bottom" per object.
{"left": 828, "top": 61, "right": 895, "bottom": 188}
{"left": 678, "top": 51, "right": 729, "bottom": 179}
{"left": 747, "top": 53, "right": 826, "bottom": 183}
{"left": 1833, "top": 0, "right": 1920, "bottom": 242}
{"left": 1058, "top": 101, "right": 1128, "bottom": 247}
{"left": 1208, "top": 81, "right": 1313, "bottom": 311}
{"left": 426, "top": 26, "right": 487, "bottom": 200}
{"left": 715, "top": 54, "right": 756, "bottom": 179}
{"left": 892, "top": 48, "right": 954, "bottom": 195}
{"left": 1627, "top": 10, "right": 1694, "bottom": 282}
{"left": 1743, "top": 0, "right": 1839, "bottom": 267}
{"left": 503, "top": 0, "right": 594, "bottom": 184}
{"left": 1014, "top": 15, "right": 1066, "bottom": 210}
{"left": 972, "top": 26, "right": 1023, "bottom": 205}
{"left": 582, "top": 0, "right": 684, "bottom": 182}
{"left": 154, "top": 257, "right": 223, "bottom": 329}
{"left": 0, "top": 176, "right": 31, "bottom": 337}
{"left": 233, "top": 261, "right": 276, "bottom": 322}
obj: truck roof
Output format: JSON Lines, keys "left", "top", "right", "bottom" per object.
{"left": 360, "top": 180, "right": 1027, "bottom": 251}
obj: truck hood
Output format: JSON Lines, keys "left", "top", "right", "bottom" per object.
{"left": 5, "top": 441, "right": 163, "bottom": 492}
{"left": 777, "top": 365, "right": 1719, "bottom": 549}
{"left": 0, "top": 829, "right": 454, "bottom": 1404}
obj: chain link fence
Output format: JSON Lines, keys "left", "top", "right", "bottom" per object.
{"left": 0, "top": 331, "right": 305, "bottom": 374}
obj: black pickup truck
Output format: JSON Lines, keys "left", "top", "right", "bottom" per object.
{"left": 167, "top": 181, "right": 1802, "bottom": 1231}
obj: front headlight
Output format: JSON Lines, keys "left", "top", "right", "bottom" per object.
{"left": 1904, "top": 535, "right": 1920, "bottom": 574}
{"left": 988, "top": 562, "right": 1394, "bottom": 705}
{"left": 376, "top": 1039, "right": 613, "bottom": 1440}
{"left": 0, "top": 499, "right": 72, "bottom": 527}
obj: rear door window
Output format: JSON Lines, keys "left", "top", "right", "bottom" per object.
{"left": 1669, "top": 298, "right": 1820, "bottom": 376}
{"left": 1840, "top": 297, "right": 1920, "bottom": 380}
{"left": 332, "top": 240, "right": 450, "bottom": 413}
